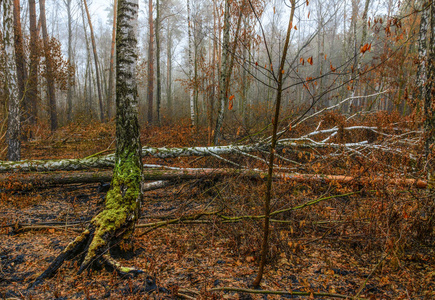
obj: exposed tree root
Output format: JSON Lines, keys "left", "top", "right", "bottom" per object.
{"left": 29, "top": 215, "right": 142, "bottom": 289}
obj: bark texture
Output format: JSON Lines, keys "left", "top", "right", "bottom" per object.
{"left": 28, "top": 0, "right": 38, "bottom": 125}
{"left": 13, "top": 0, "right": 29, "bottom": 125}
{"left": 1, "top": 168, "right": 427, "bottom": 191}
{"left": 213, "top": 0, "right": 230, "bottom": 145}
{"left": 108, "top": 0, "right": 117, "bottom": 120}
{"left": 31, "top": 0, "right": 143, "bottom": 286}
{"left": 425, "top": 1, "right": 435, "bottom": 181}
{"left": 4, "top": 0, "right": 21, "bottom": 161}
{"left": 187, "top": 0, "right": 195, "bottom": 127}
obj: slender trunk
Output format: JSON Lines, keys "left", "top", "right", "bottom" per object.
{"left": 107, "top": 0, "right": 117, "bottom": 120}
{"left": 187, "top": 0, "right": 195, "bottom": 127}
{"left": 155, "top": 0, "right": 161, "bottom": 125}
{"left": 209, "top": 0, "right": 217, "bottom": 142}
{"left": 194, "top": 45, "right": 199, "bottom": 127}
{"left": 253, "top": 0, "right": 295, "bottom": 288}
{"left": 242, "top": 16, "right": 250, "bottom": 126}
{"left": 213, "top": 0, "right": 230, "bottom": 145}
{"left": 4, "top": 0, "right": 21, "bottom": 161}
{"left": 147, "top": 0, "right": 154, "bottom": 124}
{"left": 349, "top": 0, "right": 371, "bottom": 113}
{"left": 39, "top": 0, "right": 58, "bottom": 131}
{"left": 28, "top": 0, "right": 38, "bottom": 126}
{"left": 166, "top": 21, "right": 172, "bottom": 119}
{"left": 83, "top": 0, "right": 105, "bottom": 122}
{"left": 66, "top": 0, "right": 73, "bottom": 123}
{"left": 425, "top": 1, "right": 435, "bottom": 181}
{"left": 80, "top": 2, "right": 92, "bottom": 115}
{"left": 213, "top": 0, "right": 243, "bottom": 145}
{"left": 13, "top": 0, "right": 29, "bottom": 127}
{"left": 417, "top": 1, "right": 429, "bottom": 111}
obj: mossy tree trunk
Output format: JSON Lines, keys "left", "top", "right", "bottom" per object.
{"left": 31, "top": 0, "right": 143, "bottom": 287}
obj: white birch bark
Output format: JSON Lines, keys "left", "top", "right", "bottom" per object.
{"left": 4, "top": 0, "right": 20, "bottom": 161}
{"left": 187, "top": 0, "right": 195, "bottom": 127}
{"left": 213, "top": 0, "right": 230, "bottom": 145}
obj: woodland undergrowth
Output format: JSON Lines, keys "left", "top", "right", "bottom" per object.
{"left": 1, "top": 112, "right": 434, "bottom": 299}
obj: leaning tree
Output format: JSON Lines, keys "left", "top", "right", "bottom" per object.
{"left": 31, "top": 0, "right": 144, "bottom": 286}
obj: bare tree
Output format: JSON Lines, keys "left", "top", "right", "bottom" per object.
{"left": 13, "top": 0, "right": 29, "bottom": 131}
{"left": 253, "top": 0, "right": 296, "bottom": 287}
{"left": 40, "top": 0, "right": 58, "bottom": 131}
{"left": 64, "top": 0, "right": 74, "bottom": 123}
{"left": 27, "top": 0, "right": 38, "bottom": 126}
{"left": 83, "top": 0, "right": 105, "bottom": 122}
{"left": 147, "top": 0, "right": 154, "bottom": 124}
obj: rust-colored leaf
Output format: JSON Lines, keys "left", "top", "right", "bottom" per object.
{"left": 330, "top": 63, "right": 336, "bottom": 72}
{"left": 307, "top": 56, "right": 313, "bottom": 65}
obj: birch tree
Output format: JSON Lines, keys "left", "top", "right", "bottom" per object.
{"left": 4, "top": 0, "right": 20, "bottom": 161}
{"left": 424, "top": 0, "right": 435, "bottom": 181}
{"left": 213, "top": 0, "right": 230, "bottom": 145}
{"left": 31, "top": 0, "right": 144, "bottom": 285}
{"left": 187, "top": 0, "right": 195, "bottom": 127}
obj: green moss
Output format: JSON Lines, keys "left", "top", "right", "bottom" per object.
{"left": 120, "top": 266, "right": 132, "bottom": 273}
{"left": 85, "top": 148, "right": 143, "bottom": 260}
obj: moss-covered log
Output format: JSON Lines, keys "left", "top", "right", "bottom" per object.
{"left": 30, "top": 0, "right": 143, "bottom": 287}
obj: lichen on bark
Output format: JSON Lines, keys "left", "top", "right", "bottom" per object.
{"left": 30, "top": 0, "right": 143, "bottom": 287}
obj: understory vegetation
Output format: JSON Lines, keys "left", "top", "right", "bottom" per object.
{"left": 1, "top": 113, "right": 434, "bottom": 299}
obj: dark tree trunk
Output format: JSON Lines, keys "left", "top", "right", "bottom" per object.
{"left": 39, "top": 0, "right": 58, "bottom": 131}
{"left": 13, "top": 0, "right": 29, "bottom": 129}
{"left": 155, "top": 0, "right": 161, "bottom": 124}
{"left": 83, "top": 0, "right": 105, "bottom": 122}
{"left": 147, "top": 0, "right": 154, "bottom": 124}
{"left": 253, "top": 0, "right": 296, "bottom": 287}
{"left": 66, "top": 0, "right": 73, "bottom": 123}
{"left": 166, "top": 21, "right": 173, "bottom": 118}
{"left": 107, "top": 0, "right": 117, "bottom": 120}
{"left": 27, "top": 0, "right": 38, "bottom": 126}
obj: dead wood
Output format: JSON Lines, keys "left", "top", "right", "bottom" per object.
{"left": 0, "top": 168, "right": 427, "bottom": 190}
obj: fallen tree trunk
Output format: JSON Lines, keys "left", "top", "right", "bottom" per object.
{"left": 0, "top": 135, "right": 418, "bottom": 173}
{"left": 0, "top": 167, "right": 427, "bottom": 190}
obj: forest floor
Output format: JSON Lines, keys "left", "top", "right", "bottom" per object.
{"left": 1, "top": 118, "right": 435, "bottom": 299}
